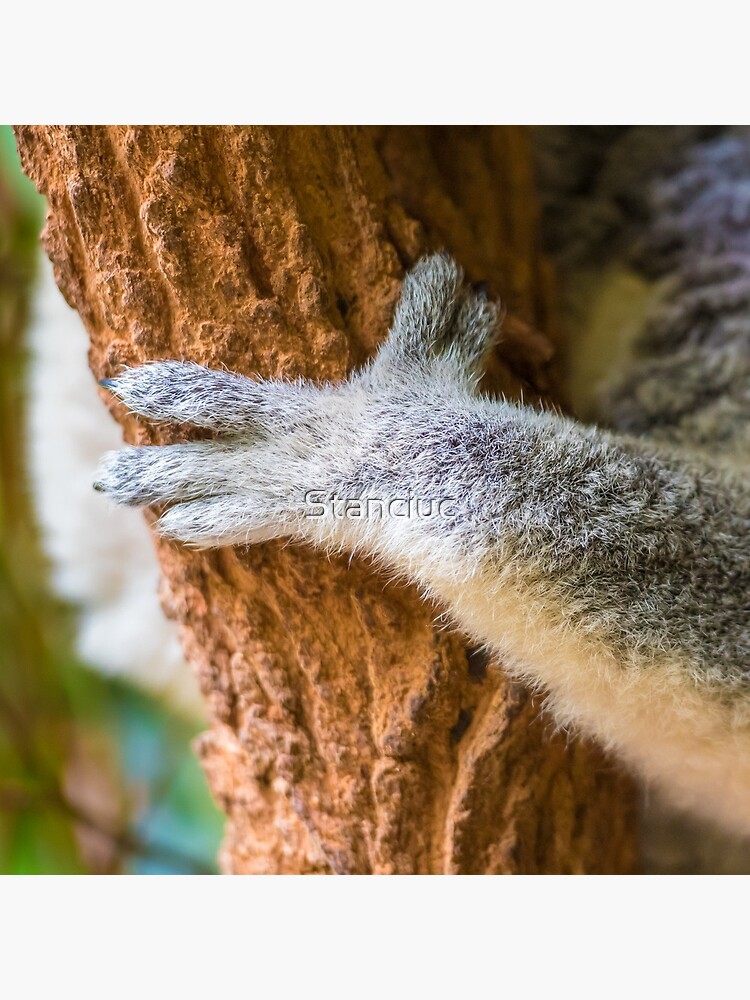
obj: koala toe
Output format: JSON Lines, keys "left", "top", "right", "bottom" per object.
{"left": 93, "top": 442, "right": 244, "bottom": 507}
{"left": 100, "top": 360, "right": 314, "bottom": 435}
{"left": 442, "top": 288, "right": 501, "bottom": 383}
{"left": 156, "top": 496, "right": 284, "bottom": 548}
{"left": 375, "top": 253, "right": 463, "bottom": 367}
{"left": 369, "top": 254, "right": 501, "bottom": 388}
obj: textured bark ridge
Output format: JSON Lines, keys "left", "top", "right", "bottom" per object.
{"left": 16, "top": 126, "right": 636, "bottom": 873}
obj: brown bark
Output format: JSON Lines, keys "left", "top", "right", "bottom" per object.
{"left": 15, "top": 126, "right": 636, "bottom": 873}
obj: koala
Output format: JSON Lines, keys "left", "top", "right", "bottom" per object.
{"left": 95, "top": 133, "right": 750, "bottom": 839}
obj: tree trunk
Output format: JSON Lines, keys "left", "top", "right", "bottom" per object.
{"left": 15, "top": 126, "right": 636, "bottom": 873}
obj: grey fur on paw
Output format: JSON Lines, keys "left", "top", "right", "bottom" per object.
{"left": 369, "top": 252, "right": 501, "bottom": 386}
{"left": 95, "top": 253, "right": 503, "bottom": 548}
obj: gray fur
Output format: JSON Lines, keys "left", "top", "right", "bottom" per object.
{"left": 95, "top": 136, "right": 750, "bottom": 831}
{"left": 96, "top": 256, "right": 750, "bottom": 687}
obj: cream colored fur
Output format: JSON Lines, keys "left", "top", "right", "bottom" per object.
{"left": 27, "top": 255, "right": 202, "bottom": 716}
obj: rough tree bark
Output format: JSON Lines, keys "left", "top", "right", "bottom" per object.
{"left": 15, "top": 126, "right": 636, "bottom": 873}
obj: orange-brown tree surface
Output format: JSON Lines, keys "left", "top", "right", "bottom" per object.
{"left": 15, "top": 126, "right": 636, "bottom": 873}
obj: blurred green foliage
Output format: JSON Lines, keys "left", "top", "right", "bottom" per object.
{"left": 0, "top": 126, "right": 223, "bottom": 873}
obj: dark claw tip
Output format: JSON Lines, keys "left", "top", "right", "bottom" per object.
{"left": 98, "top": 378, "right": 117, "bottom": 391}
{"left": 92, "top": 481, "right": 105, "bottom": 492}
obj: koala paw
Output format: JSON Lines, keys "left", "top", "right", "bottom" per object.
{"left": 95, "top": 253, "right": 501, "bottom": 548}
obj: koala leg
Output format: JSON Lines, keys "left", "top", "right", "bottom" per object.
{"left": 97, "top": 253, "right": 750, "bottom": 834}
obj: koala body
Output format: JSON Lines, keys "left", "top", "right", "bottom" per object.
{"left": 96, "top": 132, "right": 750, "bottom": 837}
